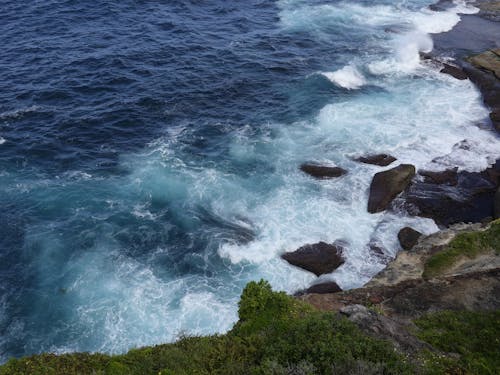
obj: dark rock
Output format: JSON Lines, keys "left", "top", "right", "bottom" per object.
{"left": 355, "top": 154, "right": 397, "bottom": 167}
{"left": 300, "top": 163, "right": 347, "bottom": 179}
{"left": 403, "top": 162, "right": 500, "bottom": 226}
{"left": 368, "top": 164, "right": 416, "bottom": 213}
{"left": 304, "top": 282, "right": 342, "bottom": 294}
{"left": 495, "top": 188, "right": 500, "bottom": 219}
{"left": 440, "top": 63, "right": 468, "bottom": 80}
{"left": 397, "top": 227, "right": 422, "bottom": 250}
{"left": 419, "top": 168, "right": 458, "bottom": 185}
{"left": 428, "top": 0, "right": 454, "bottom": 12}
{"left": 282, "top": 241, "right": 345, "bottom": 276}
{"left": 491, "top": 109, "right": 500, "bottom": 131}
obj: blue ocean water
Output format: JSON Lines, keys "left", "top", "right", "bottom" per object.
{"left": 0, "top": 0, "right": 498, "bottom": 361}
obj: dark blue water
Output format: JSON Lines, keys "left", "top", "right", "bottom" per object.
{"left": 1, "top": 0, "right": 498, "bottom": 361}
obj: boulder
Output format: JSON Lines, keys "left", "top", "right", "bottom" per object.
{"left": 397, "top": 227, "right": 422, "bottom": 250}
{"left": 367, "top": 164, "right": 416, "bottom": 213}
{"left": 282, "top": 241, "right": 345, "bottom": 276}
{"left": 300, "top": 163, "right": 347, "bottom": 179}
{"left": 403, "top": 161, "right": 500, "bottom": 226}
{"left": 419, "top": 168, "right": 458, "bottom": 185}
{"left": 355, "top": 154, "right": 396, "bottom": 166}
{"left": 440, "top": 63, "right": 468, "bottom": 80}
{"left": 304, "top": 281, "right": 342, "bottom": 294}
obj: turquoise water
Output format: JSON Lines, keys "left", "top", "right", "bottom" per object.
{"left": 0, "top": 0, "right": 498, "bottom": 361}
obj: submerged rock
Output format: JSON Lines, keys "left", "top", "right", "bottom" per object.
{"left": 354, "top": 154, "right": 396, "bottom": 167}
{"left": 282, "top": 241, "right": 345, "bottom": 276}
{"left": 397, "top": 227, "right": 422, "bottom": 250}
{"left": 367, "top": 164, "right": 416, "bottom": 213}
{"left": 440, "top": 63, "right": 468, "bottom": 80}
{"left": 300, "top": 163, "right": 347, "bottom": 179}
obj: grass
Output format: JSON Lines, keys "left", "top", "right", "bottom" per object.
{"left": 415, "top": 310, "right": 500, "bottom": 375}
{"left": 0, "top": 280, "right": 413, "bottom": 375}
{"left": 423, "top": 220, "right": 500, "bottom": 279}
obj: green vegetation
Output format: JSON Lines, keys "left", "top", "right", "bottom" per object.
{"left": 0, "top": 280, "right": 412, "bottom": 375}
{"left": 423, "top": 220, "right": 500, "bottom": 279}
{"left": 2, "top": 281, "right": 499, "bottom": 374}
{"left": 415, "top": 310, "right": 500, "bottom": 375}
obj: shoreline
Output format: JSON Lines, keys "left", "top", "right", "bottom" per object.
{"left": 1, "top": 0, "right": 499, "bottom": 371}
{"left": 294, "top": 0, "right": 500, "bottom": 296}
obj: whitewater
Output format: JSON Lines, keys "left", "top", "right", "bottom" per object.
{"left": 0, "top": 0, "right": 498, "bottom": 362}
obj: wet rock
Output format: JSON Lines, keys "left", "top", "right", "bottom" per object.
{"left": 440, "top": 63, "right": 468, "bottom": 80}
{"left": 491, "top": 109, "right": 500, "bottom": 131}
{"left": 397, "top": 227, "right": 422, "bottom": 250}
{"left": 403, "top": 162, "right": 500, "bottom": 226}
{"left": 304, "top": 281, "right": 342, "bottom": 294}
{"left": 368, "top": 164, "right": 416, "bottom": 213}
{"left": 300, "top": 163, "right": 347, "bottom": 179}
{"left": 282, "top": 241, "right": 345, "bottom": 276}
{"left": 354, "top": 154, "right": 396, "bottom": 166}
{"left": 419, "top": 168, "right": 458, "bottom": 185}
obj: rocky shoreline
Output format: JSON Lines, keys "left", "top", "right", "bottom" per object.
{"left": 292, "top": 0, "right": 500, "bottom": 356}
{"left": 282, "top": 0, "right": 500, "bottom": 292}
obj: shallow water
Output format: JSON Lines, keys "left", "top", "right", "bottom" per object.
{"left": 0, "top": 0, "right": 499, "bottom": 361}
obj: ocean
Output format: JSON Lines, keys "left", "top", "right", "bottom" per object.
{"left": 0, "top": 0, "right": 499, "bottom": 361}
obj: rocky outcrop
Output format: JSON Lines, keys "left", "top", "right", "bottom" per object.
{"left": 419, "top": 168, "right": 458, "bottom": 185}
{"left": 282, "top": 241, "right": 345, "bottom": 276}
{"left": 440, "top": 63, "right": 468, "bottom": 80}
{"left": 469, "top": 48, "right": 500, "bottom": 79}
{"left": 367, "top": 164, "right": 415, "bottom": 213}
{"left": 397, "top": 227, "right": 422, "bottom": 250}
{"left": 464, "top": 49, "right": 500, "bottom": 131}
{"left": 339, "top": 305, "right": 429, "bottom": 353}
{"left": 299, "top": 222, "right": 500, "bottom": 319}
{"left": 302, "top": 281, "right": 342, "bottom": 294}
{"left": 300, "top": 163, "right": 347, "bottom": 179}
{"left": 354, "top": 154, "right": 396, "bottom": 166}
{"left": 403, "top": 160, "right": 500, "bottom": 226}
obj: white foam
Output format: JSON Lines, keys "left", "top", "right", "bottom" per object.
{"left": 0, "top": 105, "right": 42, "bottom": 120}
{"left": 0, "top": 137, "right": 5, "bottom": 145}
{"left": 321, "top": 65, "right": 366, "bottom": 89}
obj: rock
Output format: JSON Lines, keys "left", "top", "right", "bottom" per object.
{"left": 339, "top": 305, "right": 428, "bottom": 352}
{"left": 367, "top": 164, "right": 416, "bottom": 213}
{"left": 355, "top": 154, "right": 396, "bottom": 167}
{"left": 491, "top": 109, "right": 500, "bottom": 131}
{"left": 403, "top": 162, "right": 499, "bottom": 226}
{"left": 440, "top": 63, "right": 468, "bottom": 80}
{"left": 282, "top": 241, "right": 345, "bottom": 276}
{"left": 304, "top": 281, "right": 342, "bottom": 294}
{"left": 397, "top": 227, "right": 422, "bottom": 250}
{"left": 469, "top": 48, "right": 500, "bottom": 79}
{"left": 495, "top": 187, "right": 500, "bottom": 219}
{"left": 419, "top": 168, "right": 458, "bottom": 185}
{"left": 300, "top": 163, "right": 347, "bottom": 179}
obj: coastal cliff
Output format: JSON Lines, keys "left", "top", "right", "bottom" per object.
{"left": 1, "top": 1, "right": 500, "bottom": 374}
